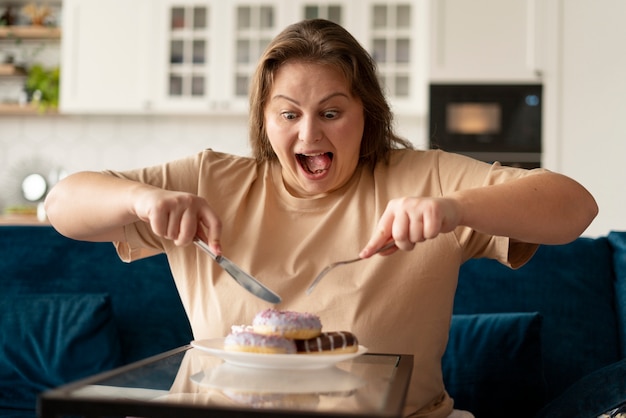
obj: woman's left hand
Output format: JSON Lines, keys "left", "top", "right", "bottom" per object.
{"left": 360, "top": 171, "right": 599, "bottom": 259}
{"left": 359, "top": 197, "right": 461, "bottom": 257}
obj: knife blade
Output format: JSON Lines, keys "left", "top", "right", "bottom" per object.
{"left": 193, "top": 238, "right": 282, "bottom": 304}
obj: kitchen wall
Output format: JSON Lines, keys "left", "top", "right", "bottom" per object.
{"left": 2, "top": 0, "right": 625, "bottom": 239}
{"left": 0, "top": 114, "right": 249, "bottom": 209}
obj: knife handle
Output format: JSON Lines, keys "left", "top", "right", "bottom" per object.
{"left": 193, "top": 238, "right": 218, "bottom": 261}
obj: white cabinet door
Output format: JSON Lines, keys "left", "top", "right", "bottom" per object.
{"left": 151, "top": 0, "right": 219, "bottom": 113}
{"left": 223, "top": 0, "right": 284, "bottom": 112}
{"left": 60, "top": 0, "right": 155, "bottom": 113}
{"left": 151, "top": 0, "right": 285, "bottom": 114}
{"left": 429, "top": 0, "right": 545, "bottom": 82}
{"left": 361, "top": 0, "right": 428, "bottom": 115}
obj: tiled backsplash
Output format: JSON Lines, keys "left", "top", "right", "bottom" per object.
{"left": 0, "top": 114, "right": 250, "bottom": 211}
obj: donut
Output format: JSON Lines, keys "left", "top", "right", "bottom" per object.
{"left": 252, "top": 309, "right": 322, "bottom": 340}
{"left": 224, "top": 331, "right": 296, "bottom": 354}
{"left": 295, "top": 331, "right": 359, "bottom": 354}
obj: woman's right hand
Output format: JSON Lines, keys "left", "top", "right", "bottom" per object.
{"left": 132, "top": 186, "right": 222, "bottom": 251}
{"left": 45, "top": 171, "right": 222, "bottom": 253}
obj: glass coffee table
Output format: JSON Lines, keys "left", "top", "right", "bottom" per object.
{"left": 38, "top": 343, "right": 413, "bottom": 417}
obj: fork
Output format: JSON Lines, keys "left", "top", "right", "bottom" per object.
{"left": 305, "top": 241, "right": 396, "bottom": 295}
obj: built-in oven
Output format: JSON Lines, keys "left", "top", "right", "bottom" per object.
{"left": 429, "top": 84, "right": 542, "bottom": 168}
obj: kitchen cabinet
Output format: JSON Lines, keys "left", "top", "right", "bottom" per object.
{"left": 60, "top": 0, "right": 155, "bottom": 113}
{"left": 344, "top": 0, "right": 428, "bottom": 115}
{"left": 428, "top": 0, "right": 547, "bottom": 82}
{"left": 59, "top": 0, "right": 427, "bottom": 116}
{"left": 150, "top": 0, "right": 281, "bottom": 114}
{"left": 61, "top": 0, "right": 286, "bottom": 114}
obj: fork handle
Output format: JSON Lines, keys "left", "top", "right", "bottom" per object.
{"left": 375, "top": 241, "right": 397, "bottom": 254}
{"left": 306, "top": 241, "right": 396, "bottom": 295}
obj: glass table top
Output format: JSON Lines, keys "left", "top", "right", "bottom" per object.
{"left": 39, "top": 345, "right": 413, "bottom": 418}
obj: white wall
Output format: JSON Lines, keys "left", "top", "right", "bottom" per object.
{"left": 556, "top": 0, "right": 626, "bottom": 237}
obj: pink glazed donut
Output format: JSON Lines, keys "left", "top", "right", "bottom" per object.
{"left": 252, "top": 309, "right": 322, "bottom": 340}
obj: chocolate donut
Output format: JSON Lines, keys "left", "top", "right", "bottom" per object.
{"left": 252, "top": 309, "right": 322, "bottom": 340}
{"left": 295, "top": 331, "right": 359, "bottom": 354}
{"left": 224, "top": 331, "right": 297, "bottom": 354}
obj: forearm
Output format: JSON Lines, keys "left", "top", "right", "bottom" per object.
{"left": 45, "top": 171, "right": 145, "bottom": 242}
{"left": 452, "top": 171, "right": 598, "bottom": 244}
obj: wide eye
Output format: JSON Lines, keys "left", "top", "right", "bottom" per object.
{"left": 322, "top": 110, "right": 339, "bottom": 119}
{"left": 281, "top": 111, "right": 297, "bottom": 120}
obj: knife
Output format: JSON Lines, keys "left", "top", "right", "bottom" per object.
{"left": 193, "top": 238, "right": 282, "bottom": 304}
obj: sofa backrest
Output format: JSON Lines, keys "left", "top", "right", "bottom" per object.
{"left": 0, "top": 226, "right": 193, "bottom": 364}
{"left": 608, "top": 231, "right": 626, "bottom": 357}
{"left": 455, "top": 233, "right": 624, "bottom": 402}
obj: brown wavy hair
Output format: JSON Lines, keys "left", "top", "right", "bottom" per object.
{"left": 249, "top": 19, "right": 413, "bottom": 169}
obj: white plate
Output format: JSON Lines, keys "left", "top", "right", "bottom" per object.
{"left": 190, "top": 362, "right": 365, "bottom": 394}
{"left": 191, "top": 338, "right": 367, "bottom": 370}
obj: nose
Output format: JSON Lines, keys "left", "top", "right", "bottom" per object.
{"left": 298, "top": 116, "right": 322, "bottom": 143}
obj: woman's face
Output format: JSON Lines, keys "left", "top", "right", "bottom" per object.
{"left": 264, "top": 61, "right": 365, "bottom": 197}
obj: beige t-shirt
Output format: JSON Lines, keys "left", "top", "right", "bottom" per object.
{"left": 111, "top": 149, "right": 540, "bottom": 418}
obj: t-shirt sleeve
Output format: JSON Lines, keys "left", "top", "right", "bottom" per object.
{"left": 104, "top": 151, "right": 206, "bottom": 262}
{"left": 436, "top": 151, "right": 545, "bottom": 269}
{"left": 507, "top": 240, "right": 540, "bottom": 269}
{"left": 104, "top": 149, "right": 257, "bottom": 263}
{"left": 114, "top": 223, "right": 164, "bottom": 262}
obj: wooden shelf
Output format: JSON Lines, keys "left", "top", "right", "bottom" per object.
{"left": 0, "top": 63, "right": 27, "bottom": 76}
{"left": 0, "top": 103, "right": 57, "bottom": 115}
{"left": 0, "top": 25, "right": 61, "bottom": 39}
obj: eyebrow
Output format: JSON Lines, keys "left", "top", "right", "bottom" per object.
{"left": 270, "top": 92, "right": 350, "bottom": 105}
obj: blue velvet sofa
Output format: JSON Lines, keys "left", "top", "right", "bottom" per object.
{"left": 1, "top": 225, "right": 624, "bottom": 418}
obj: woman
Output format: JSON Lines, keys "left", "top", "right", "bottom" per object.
{"left": 45, "top": 19, "right": 597, "bottom": 418}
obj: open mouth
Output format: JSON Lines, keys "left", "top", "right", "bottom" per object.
{"left": 296, "top": 152, "right": 333, "bottom": 175}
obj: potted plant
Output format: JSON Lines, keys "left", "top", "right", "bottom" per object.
{"left": 25, "top": 64, "right": 59, "bottom": 112}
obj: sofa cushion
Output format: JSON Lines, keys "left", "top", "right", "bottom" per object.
{"left": 455, "top": 236, "right": 620, "bottom": 400}
{"left": 535, "top": 358, "right": 626, "bottom": 418}
{"left": 443, "top": 312, "right": 545, "bottom": 418}
{"left": 0, "top": 293, "right": 122, "bottom": 410}
{"left": 0, "top": 410, "right": 36, "bottom": 418}
{"left": 0, "top": 226, "right": 194, "bottom": 363}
